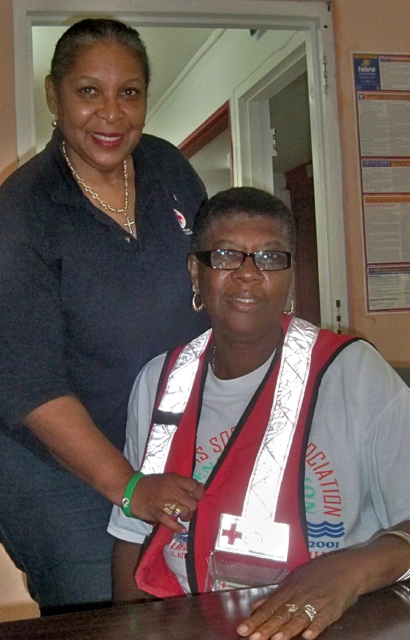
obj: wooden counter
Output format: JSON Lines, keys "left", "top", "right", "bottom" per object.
{"left": 1, "top": 583, "right": 409, "bottom": 639}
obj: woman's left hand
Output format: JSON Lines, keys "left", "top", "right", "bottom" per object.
{"left": 236, "top": 551, "right": 363, "bottom": 640}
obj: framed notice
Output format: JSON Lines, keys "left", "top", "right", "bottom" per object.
{"left": 354, "top": 54, "right": 410, "bottom": 313}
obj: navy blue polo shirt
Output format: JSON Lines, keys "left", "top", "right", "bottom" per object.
{"left": 0, "top": 132, "right": 209, "bottom": 459}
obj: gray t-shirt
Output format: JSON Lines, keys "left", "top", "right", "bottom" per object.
{"left": 108, "top": 340, "right": 410, "bottom": 591}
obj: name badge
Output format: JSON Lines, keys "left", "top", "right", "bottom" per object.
{"left": 214, "top": 513, "right": 289, "bottom": 561}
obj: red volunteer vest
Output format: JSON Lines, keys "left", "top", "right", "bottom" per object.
{"left": 136, "top": 318, "right": 357, "bottom": 597}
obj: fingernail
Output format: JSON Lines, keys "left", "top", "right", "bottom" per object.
{"left": 272, "top": 634, "right": 283, "bottom": 640}
{"left": 250, "top": 633, "right": 261, "bottom": 640}
{"left": 237, "top": 625, "right": 248, "bottom": 635}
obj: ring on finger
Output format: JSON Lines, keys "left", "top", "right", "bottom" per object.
{"left": 302, "top": 603, "right": 317, "bottom": 622}
{"left": 285, "top": 603, "right": 299, "bottom": 615}
{"left": 162, "top": 501, "right": 183, "bottom": 517}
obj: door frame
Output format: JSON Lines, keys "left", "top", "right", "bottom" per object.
{"left": 12, "top": 0, "right": 347, "bottom": 330}
{"left": 178, "top": 101, "right": 230, "bottom": 159}
{"left": 230, "top": 32, "right": 340, "bottom": 329}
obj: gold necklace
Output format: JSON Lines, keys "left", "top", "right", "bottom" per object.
{"left": 61, "top": 141, "right": 135, "bottom": 235}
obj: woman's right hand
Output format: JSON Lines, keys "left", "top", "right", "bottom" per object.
{"left": 130, "top": 472, "right": 205, "bottom": 533}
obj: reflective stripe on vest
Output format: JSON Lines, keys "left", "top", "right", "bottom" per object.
{"left": 142, "top": 317, "right": 318, "bottom": 522}
{"left": 141, "top": 329, "right": 212, "bottom": 475}
{"left": 243, "top": 317, "right": 319, "bottom": 523}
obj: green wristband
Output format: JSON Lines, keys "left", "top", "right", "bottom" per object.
{"left": 121, "top": 472, "right": 144, "bottom": 518}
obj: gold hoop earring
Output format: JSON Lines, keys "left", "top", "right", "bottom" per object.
{"left": 51, "top": 115, "right": 58, "bottom": 128}
{"left": 284, "top": 298, "right": 294, "bottom": 315}
{"left": 192, "top": 285, "right": 204, "bottom": 312}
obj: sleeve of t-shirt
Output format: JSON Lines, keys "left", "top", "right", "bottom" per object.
{"left": 107, "top": 353, "right": 166, "bottom": 543}
{"left": 316, "top": 341, "right": 410, "bottom": 529}
{"left": 362, "top": 349, "right": 410, "bottom": 527}
{"left": 0, "top": 185, "right": 74, "bottom": 429}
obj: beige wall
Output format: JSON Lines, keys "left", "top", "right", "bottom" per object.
{"left": 0, "top": 0, "right": 17, "bottom": 182}
{"left": 332, "top": 0, "right": 410, "bottom": 364}
{"left": 0, "top": 546, "right": 39, "bottom": 622}
{"left": 0, "top": 0, "right": 408, "bottom": 363}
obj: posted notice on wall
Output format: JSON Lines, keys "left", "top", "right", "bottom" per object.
{"left": 354, "top": 54, "right": 410, "bottom": 312}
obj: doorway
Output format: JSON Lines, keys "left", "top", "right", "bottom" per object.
{"left": 269, "top": 71, "right": 320, "bottom": 325}
{"left": 286, "top": 162, "right": 320, "bottom": 325}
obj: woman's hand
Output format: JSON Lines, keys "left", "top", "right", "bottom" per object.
{"left": 236, "top": 526, "right": 410, "bottom": 640}
{"left": 131, "top": 472, "right": 205, "bottom": 534}
{"left": 236, "top": 551, "right": 366, "bottom": 640}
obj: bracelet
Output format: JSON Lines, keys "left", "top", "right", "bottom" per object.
{"left": 375, "top": 530, "right": 410, "bottom": 581}
{"left": 121, "top": 472, "right": 144, "bottom": 518}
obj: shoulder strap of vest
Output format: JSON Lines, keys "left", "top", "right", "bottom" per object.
{"left": 151, "top": 346, "right": 186, "bottom": 425}
{"left": 141, "top": 329, "right": 212, "bottom": 475}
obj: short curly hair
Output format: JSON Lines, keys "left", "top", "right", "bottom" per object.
{"left": 191, "top": 187, "right": 296, "bottom": 253}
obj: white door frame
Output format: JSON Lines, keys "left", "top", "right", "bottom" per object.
{"left": 231, "top": 34, "right": 307, "bottom": 193}
{"left": 230, "top": 31, "right": 337, "bottom": 330}
{"left": 12, "top": 0, "right": 347, "bottom": 331}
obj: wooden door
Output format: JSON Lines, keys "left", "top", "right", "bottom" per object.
{"left": 285, "top": 162, "right": 321, "bottom": 326}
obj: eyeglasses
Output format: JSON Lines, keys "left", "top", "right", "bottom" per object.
{"left": 192, "top": 249, "right": 292, "bottom": 271}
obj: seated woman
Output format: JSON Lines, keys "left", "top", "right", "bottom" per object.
{"left": 108, "top": 187, "right": 410, "bottom": 640}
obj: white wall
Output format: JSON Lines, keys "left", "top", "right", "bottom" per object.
{"left": 145, "top": 28, "right": 300, "bottom": 146}
{"left": 189, "top": 129, "right": 231, "bottom": 196}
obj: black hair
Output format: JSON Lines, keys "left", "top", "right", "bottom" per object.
{"left": 191, "top": 186, "right": 296, "bottom": 253}
{"left": 49, "top": 18, "right": 150, "bottom": 92}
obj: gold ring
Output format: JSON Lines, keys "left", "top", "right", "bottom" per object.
{"left": 302, "top": 604, "right": 317, "bottom": 622}
{"left": 285, "top": 603, "right": 299, "bottom": 615}
{"left": 162, "top": 501, "right": 183, "bottom": 517}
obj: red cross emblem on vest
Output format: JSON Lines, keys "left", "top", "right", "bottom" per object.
{"left": 222, "top": 522, "right": 243, "bottom": 545}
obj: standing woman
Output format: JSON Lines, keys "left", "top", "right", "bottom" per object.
{"left": 0, "top": 18, "right": 207, "bottom": 614}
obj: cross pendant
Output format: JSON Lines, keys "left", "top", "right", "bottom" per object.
{"left": 124, "top": 217, "right": 135, "bottom": 234}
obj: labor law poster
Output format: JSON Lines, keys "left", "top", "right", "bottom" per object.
{"left": 354, "top": 54, "right": 410, "bottom": 312}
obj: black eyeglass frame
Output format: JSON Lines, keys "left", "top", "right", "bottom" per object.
{"left": 190, "top": 249, "right": 292, "bottom": 271}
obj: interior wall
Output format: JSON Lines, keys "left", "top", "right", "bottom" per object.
{"left": 0, "top": 546, "right": 39, "bottom": 622}
{"left": 0, "top": 0, "right": 17, "bottom": 182}
{"left": 188, "top": 129, "right": 231, "bottom": 197}
{"left": 332, "top": 0, "right": 410, "bottom": 364}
